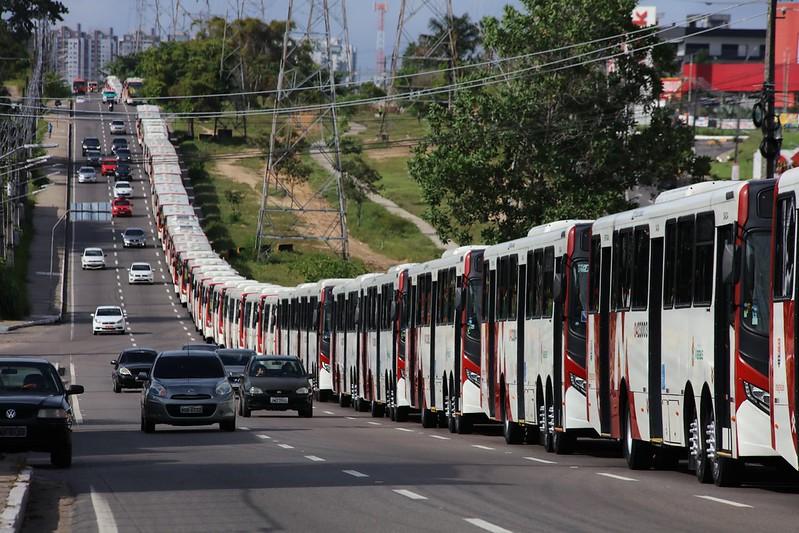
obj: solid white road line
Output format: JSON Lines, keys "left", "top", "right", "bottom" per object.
{"left": 694, "top": 495, "right": 752, "bottom": 508}
{"left": 323, "top": 410, "right": 335, "bottom": 415}
{"left": 597, "top": 473, "right": 637, "bottom": 482}
{"left": 393, "top": 489, "right": 427, "bottom": 500}
{"left": 430, "top": 435, "right": 450, "bottom": 440}
{"left": 69, "top": 362, "right": 83, "bottom": 424}
{"left": 472, "top": 445, "right": 494, "bottom": 450}
{"left": 342, "top": 470, "right": 369, "bottom": 478}
{"left": 277, "top": 443, "right": 294, "bottom": 449}
{"left": 256, "top": 434, "right": 271, "bottom": 440}
{"left": 90, "top": 488, "right": 119, "bottom": 533}
{"left": 395, "top": 427, "right": 414, "bottom": 432}
{"left": 523, "top": 456, "right": 557, "bottom": 464}
{"left": 305, "top": 455, "right": 326, "bottom": 462}
{"left": 464, "top": 518, "right": 513, "bottom": 533}
{"left": 368, "top": 421, "right": 381, "bottom": 426}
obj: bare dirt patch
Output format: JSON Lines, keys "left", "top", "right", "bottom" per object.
{"left": 365, "top": 145, "right": 414, "bottom": 161}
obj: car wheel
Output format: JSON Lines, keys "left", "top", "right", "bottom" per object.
{"left": 113, "top": 380, "right": 121, "bottom": 393}
{"left": 298, "top": 405, "right": 313, "bottom": 418}
{"left": 50, "top": 435, "right": 72, "bottom": 468}
{"left": 241, "top": 397, "right": 251, "bottom": 418}
{"left": 220, "top": 418, "right": 236, "bottom": 432}
{"left": 141, "top": 413, "right": 155, "bottom": 433}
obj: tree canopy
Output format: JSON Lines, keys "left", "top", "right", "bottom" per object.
{"left": 408, "top": 0, "right": 709, "bottom": 245}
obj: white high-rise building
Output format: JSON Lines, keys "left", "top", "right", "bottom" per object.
{"left": 50, "top": 25, "right": 119, "bottom": 82}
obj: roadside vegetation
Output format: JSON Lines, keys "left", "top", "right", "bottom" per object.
{"left": 710, "top": 130, "right": 799, "bottom": 180}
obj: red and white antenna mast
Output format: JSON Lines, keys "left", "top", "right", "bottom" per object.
{"left": 375, "top": 2, "right": 387, "bottom": 85}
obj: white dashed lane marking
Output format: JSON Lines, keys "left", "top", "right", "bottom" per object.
{"left": 694, "top": 495, "right": 752, "bottom": 508}
{"left": 277, "top": 443, "right": 294, "bottom": 449}
{"left": 523, "top": 456, "right": 556, "bottom": 464}
{"left": 304, "top": 456, "right": 325, "bottom": 462}
{"left": 472, "top": 445, "right": 494, "bottom": 451}
{"left": 342, "top": 470, "right": 368, "bottom": 478}
{"left": 597, "top": 473, "right": 637, "bottom": 482}
{"left": 463, "top": 518, "right": 513, "bottom": 533}
{"left": 393, "top": 489, "right": 427, "bottom": 501}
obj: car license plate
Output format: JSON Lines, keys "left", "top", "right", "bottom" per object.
{"left": 180, "top": 405, "right": 203, "bottom": 414}
{"left": 0, "top": 426, "right": 26, "bottom": 437}
{"left": 270, "top": 397, "right": 289, "bottom": 404}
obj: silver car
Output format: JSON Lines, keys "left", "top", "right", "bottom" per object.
{"left": 122, "top": 228, "right": 146, "bottom": 248}
{"left": 77, "top": 166, "right": 96, "bottom": 183}
{"left": 216, "top": 349, "right": 255, "bottom": 392}
{"left": 140, "top": 351, "right": 236, "bottom": 432}
{"left": 109, "top": 120, "right": 126, "bottom": 134}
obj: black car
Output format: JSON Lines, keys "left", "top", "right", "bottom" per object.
{"left": 115, "top": 149, "right": 131, "bottom": 163}
{"left": 0, "top": 358, "right": 83, "bottom": 467}
{"left": 86, "top": 149, "right": 102, "bottom": 166}
{"left": 239, "top": 355, "right": 313, "bottom": 418}
{"left": 216, "top": 349, "right": 255, "bottom": 391}
{"left": 82, "top": 136, "right": 100, "bottom": 156}
{"left": 111, "top": 348, "right": 157, "bottom": 392}
{"left": 114, "top": 162, "right": 131, "bottom": 180}
{"left": 181, "top": 343, "right": 219, "bottom": 352}
{"left": 111, "top": 138, "right": 128, "bottom": 153}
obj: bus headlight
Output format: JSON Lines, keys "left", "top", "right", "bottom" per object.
{"left": 743, "top": 381, "right": 770, "bottom": 415}
{"left": 570, "top": 373, "right": 586, "bottom": 395}
{"left": 465, "top": 369, "right": 480, "bottom": 387}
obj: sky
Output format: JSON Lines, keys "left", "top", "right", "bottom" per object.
{"left": 59, "top": 0, "right": 769, "bottom": 78}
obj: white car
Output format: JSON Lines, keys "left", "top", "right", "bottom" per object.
{"left": 92, "top": 306, "right": 126, "bottom": 335}
{"left": 113, "top": 181, "right": 132, "bottom": 197}
{"left": 128, "top": 262, "right": 154, "bottom": 284}
{"left": 77, "top": 166, "right": 96, "bottom": 183}
{"left": 109, "top": 120, "right": 126, "bottom": 134}
{"left": 81, "top": 247, "right": 106, "bottom": 269}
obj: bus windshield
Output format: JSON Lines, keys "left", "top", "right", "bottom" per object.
{"left": 741, "top": 230, "right": 770, "bottom": 336}
{"left": 569, "top": 260, "right": 589, "bottom": 338}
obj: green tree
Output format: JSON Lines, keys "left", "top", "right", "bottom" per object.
{"left": 42, "top": 71, "right": 70, "bottom": 98}
{"left": 0, "top": 0, "right": 66, "bottom": 36}
{"left": 409, "top": 0, "right": 709, "bottom": 245}
{"left": 340, "top": 156, "right": 380, "bottom": 227}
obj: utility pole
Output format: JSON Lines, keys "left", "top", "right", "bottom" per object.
{"left": 732, "top": 97, "right": 742, "bottom": 181}
{"left": 761, "top": 0, "right": 781, "bottom": 179}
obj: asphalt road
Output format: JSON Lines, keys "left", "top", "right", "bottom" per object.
{"left": 2, "top": 97, "right": 799, "bottom": 532}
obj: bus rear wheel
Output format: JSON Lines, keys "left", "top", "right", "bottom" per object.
{"left": 623, "top": 401, "right": 651, "bottom": 470}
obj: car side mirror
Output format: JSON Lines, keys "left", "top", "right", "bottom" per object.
{"left": 67, "top": 385, "right": 84, "bottom": 395}
{"left": 110, "top": 360, "right": 117, "bottom": 365}
{"left": 136, "top": 372, "right": 148, "bottom": 382}
{"left": 90, "top": 313, "right": 95, "bottom": 317}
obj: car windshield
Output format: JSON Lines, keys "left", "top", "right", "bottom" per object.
{"left": 96, "top": 308, "right": 122, "bottom": 316}
{"left": 80, "top": 167, "right": 94, "bottom": 173}
{"left": 85, "top": 249, "right": 102, "bottom": 256}
{"left": 116, "top": 182, "right": 131, "bottom": 188}
{"left": 125, "top": 229, "right": 144, "bottom": 236}
{"left": 84, "top": 138, "right": 99, "bottom": 145}
{"left": 112, "top": 121, "right": 124, "bottom": 126}
{"left": 131, "top": 264, "right": 150, "bottom": 271}
{"left": 250, "top": 359, "right": 305, "bottom": 378}
{"left": 218, "top": 351, "right": 254, "bottom": 366}
{"left": 120, "top": 351, "right": 156, "bottom": 364}
{"left": 0, "top": 364, "right": 61, "bottom": 395}
{"left": 114, "top": 199, "right": 130, "bottom": 206}
{"left": 153, "top": 357, "right": 225, "bottom": 379}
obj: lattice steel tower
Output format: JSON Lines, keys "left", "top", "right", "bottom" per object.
{"left": 254, "top": 0, "right": 353, "bottom": 260}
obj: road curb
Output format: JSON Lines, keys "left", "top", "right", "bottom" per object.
{"left": 0, "top": 316, "right": 60, "bottom": 334}
{"left": 0, "top": 466, "right": 32, "bottom": 533}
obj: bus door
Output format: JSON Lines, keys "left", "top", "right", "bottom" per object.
{"left": 553, "top": 256, "right": 564, "bottom": 429}
{"left": 648, "top": 236, "right": 664, "bottom": 441}
{"left": 487, "top": 265, "right": 497, "bottom": 418}
{"left": 599, "top": 245, "right": 612, "bottom": 435}
{"left": 714, "top": 224, "right": 735, "bottom": 454}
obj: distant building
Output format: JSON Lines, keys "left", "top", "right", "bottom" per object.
{"left": 50, "top": 25, "right": 118, "bottom": 82}
{"left": 118, "top": 29, "right": 160, "bottom": 57}
{"left": 661, "top": 13, "right": 766, "bottom": 63}
{"left": 310, "top": 37, "right": 357, "bottom": 81}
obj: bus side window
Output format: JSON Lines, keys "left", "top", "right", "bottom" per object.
{"left": 589, "top": 234, "right": 601, "bottom": 314}
{"left": 693, "top": 213, "right": 714, "bottom": 306}
{"left": 663, "top": 220, "right": 676, "bottom": 308}
{"left": 774, "top": 194, "right": 796, "bottom": 300}
{"left": 526, "top": 251, "right": 536, "bottom": 318}
{"left": 631, "top": 226, "right": 650, "bottom": 310}
{"left": 508, "top": 255, "right": 518, "bottom": 320}
{"left": 543, "top": 247, "right": 555, "bottom": 317}
{"left": 481, "top": 261, "right": 489, "bottom": 322}
{"left": 675, "top": 216, "right": 695, "bottom": 307}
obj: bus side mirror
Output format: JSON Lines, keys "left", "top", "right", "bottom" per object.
{"left": 552, "top": 273, "right": 563, "bottom": 302}
{"left": 454, "top": 287, "right": 464, "bottom": 311}
{"left": 390, "top": 301, "right": 397, "bottom": 321}
{"left": 721, "top": 243, "right": 735, "bottom": 284}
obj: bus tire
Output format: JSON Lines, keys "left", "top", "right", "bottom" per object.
{"left": 455, "top": 414, "right": 473, "bottom": 434}
{"left": 553, "top": 430, "right": 574, "bottom": 455}
{"left": 524, "top": 423, "right": 539, "bottom": 444}
{"left": 370, "top": 401, "right": 385, "bottom": 418}
{"left": 395, "top": 406, "right": 409, "bottom": 422}
{"left": 338, "top": 393, "right": 350, "bottom": 408}
{"left": 356, "top": 398, "right": 369, "bottom": 412}
{"left": 713, "top": 456, "right": 742, "bottom": 487}
{"left": 503, "top": 418, "right": 523, "bottom": 445}
{"left": 623, "top": 400, "right": 650, "bottom": 470}
{"left": 421, "top": 408, "right": 436, "bottom": 428}
{"left": 693, "top": 403, "right": 712, "bottom": 483}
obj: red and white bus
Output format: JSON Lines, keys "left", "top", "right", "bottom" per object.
{"left": 588, "top": 180, "right": 776, "bottom": 485}
{"left": 481, "top": 221, "right": 591, "bottom": 447}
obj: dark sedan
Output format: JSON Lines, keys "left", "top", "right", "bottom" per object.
{"left": 111, "top": 348, "right": 157, "bottom": 392}
{"left": 239, "top": 356, "right": 313, "bottom": 418}
{"left": 0, "top": 358, "right": 83, "bottom": 467}
{"left": 216, "top": 349, "right": 255, "bottom": 391}
{"left": 114, "top": 162, "right": 131, "bottom": 180}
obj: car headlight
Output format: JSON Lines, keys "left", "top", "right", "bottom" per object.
{"left": 215, "top": 380, "right": 233, "bottom": 397}
{"left": 115, "top": 318, "right": 124, "bottom": 324}
{"left": 149, "top": 381, "right": 167, "bottom": 398}
{"left": 570, "top": 373, "right": 587, "bottom": 395}
{"left": 249, "top": 386, "right": 263, "bottom": 395}
{"left": 743, "top": 381, "right": 770, "bottom": 415}
{"left": 119, "top": 367, "right": 132, "bottom": 376}
{"left": 296, "top": 387, "right": 309, "bottom": 395}
{"left": 38, "top": 408, "right": 68, "bottom": 419}
{"left": 465, "top": 369, "right": 480, "bottom": 387}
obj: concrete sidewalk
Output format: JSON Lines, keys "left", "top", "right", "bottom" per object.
{"left": 0, "top": 113, "right": 69, "bottom": 332}
{"left": 0, "top": 456, "right": 30, "bottom": 532}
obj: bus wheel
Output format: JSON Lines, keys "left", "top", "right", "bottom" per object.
{"left": 553, "top": 430, "right": 574, "bottom": 455}
{"left": 691, "top": 405, "right": 712, "bottom": 483}
{"left": 623, "top": 401, "right": 651, "bottom": 470}
{"left": 421, "top": 408, "right": 436, "bottom": 428}
{"left": 524, "top": 421, "right": 539, "bottom": 444}
{"left": 338, "top": 392, "right": 350, "bottom": 408}
{"left": 447, "top": 392, "right": 457, "bottom": 434}
{"left": 455, "top": 414, "right": 473, "bottom": 434}
{"left": 503, "top": 417, "right": 523, "bottom": 445}
{"left": 707, "top": 413, "right": 742, "bottom": 486}
{"left": 318, "top": 390, "right": 330, "bottom": 403}
{"left": 357, "top": 398, "right": 369, "bottom": 413}
{"left": 395, "top": 406, "right": 409, "bottom": 422}
{"left": 370, "top": 401, "right": 384, "bottom": 418}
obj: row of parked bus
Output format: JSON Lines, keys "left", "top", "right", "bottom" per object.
{"left": 138, "top": 104, "right": 799, "bottom": 488}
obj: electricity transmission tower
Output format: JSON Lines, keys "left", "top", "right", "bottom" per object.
{"left": 378, "top": 0, "right": 455, "bottom": 140}
{"left": 254, "top": 0, "right": 353, "bottom": 260}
